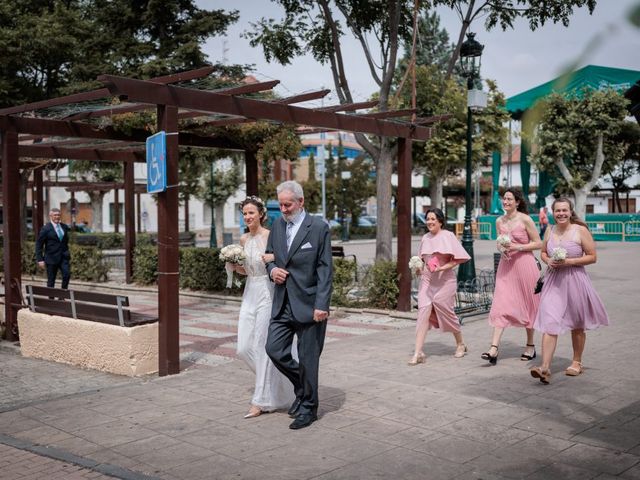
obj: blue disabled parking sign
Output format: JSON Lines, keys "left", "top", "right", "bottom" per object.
{"left": 146, "top": 131, "right": 166, "bottom": 193}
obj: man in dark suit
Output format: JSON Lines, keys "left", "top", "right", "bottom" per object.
{"left": 265, "top": 181, "right": 333, "bottom": 430}
{"left": 35, "top": 208, "right": 71, "bottom": 289}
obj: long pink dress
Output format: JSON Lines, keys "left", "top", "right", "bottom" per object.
{"left": 417, "top": 230, "right": 470, "bottom": 333}
{"left": 489, "top": 224, "right": 541, "bottom": 328}
{"left": 534, "top": 225, "right": 609, "bottom": 335}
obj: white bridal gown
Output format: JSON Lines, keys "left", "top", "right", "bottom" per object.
{"left": 236, "top": 233, "right": 295, "bottom": 410}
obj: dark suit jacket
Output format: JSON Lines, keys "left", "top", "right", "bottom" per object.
{"left": 35, "top": 222, "right": 70, "bottom": 265}
{"left": 266, "top": 212, "right": 333, "bottom": 323}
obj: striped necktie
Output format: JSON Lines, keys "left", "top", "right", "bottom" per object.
{"left": 286, "top": 222, "right": 294, "bottom": 250}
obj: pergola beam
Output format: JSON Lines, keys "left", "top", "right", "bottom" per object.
{"left": 360, "top": 108, "right": 417, "bottom": 119}
{"left": 0, "top": 66, "right": 216, "bottom": 116}
{"left": 318, "top": 100, "right": 378, "bottom": 112}
{"left": 98, "top": 75, "right": 433, "bottom": 141}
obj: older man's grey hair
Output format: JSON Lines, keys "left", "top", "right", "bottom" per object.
{"left": 276, "top": 180, "right": 304, "bottom": 200}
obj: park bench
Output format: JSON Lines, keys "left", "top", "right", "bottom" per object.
{"left": 19, "top": 285, "right": 159, "bottom": 376}
{"left": 25, "top": 285, "right": 157, "bottom": 327}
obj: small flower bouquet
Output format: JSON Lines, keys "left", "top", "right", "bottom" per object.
{"left": 496, "top": 234, "right": 511, "bottom": 247}
{"left": 220, "top": 244, "right": 246, "bottom": 288}
{"left": 550, "top": 247, "right": 567, "bottom": 261}
{"left": 408, "top": 255, "right": 423, "bottom": 275}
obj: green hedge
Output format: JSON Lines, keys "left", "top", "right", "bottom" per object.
{"left": 1, "top": 242, "right": 110, "bottom": 283}
{"left": 365, "top": 260, "right": 400, "bottom": 310}
{"left": 332, "top": 258, "right": 358, "bottom": 306}
{"left": 133, "top": 245, "right": 243, "bottom": 293}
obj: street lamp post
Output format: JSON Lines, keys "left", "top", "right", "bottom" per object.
{"left": 457, "top": 32, "right": 486, "bottom": 287}
{"left": 341, "top": 170, "right": 351, "bottom": 242}
{"left": 209, "top": 161, "right": 217, "bottom": 248}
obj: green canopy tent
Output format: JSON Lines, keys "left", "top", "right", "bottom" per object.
{"left": 502, "top": 65, "right": 640, "bottom": 206}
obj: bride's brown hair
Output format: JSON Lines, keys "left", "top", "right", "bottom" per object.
{"left": 240, "top": 196, "right": 267, "bottom": 226}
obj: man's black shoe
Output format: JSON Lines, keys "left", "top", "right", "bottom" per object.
{"left": 287, "top": 398, "right": 302, "bottom": 418}
{"left": 289, "top": 412, "right": 317, "bottom": 430}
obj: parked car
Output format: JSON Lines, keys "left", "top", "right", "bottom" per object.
{"left": 357, "top": 217, "right": 375, "bottom": 228}
{"left": 360, "top": 215, "right": 377, "bottom": 225}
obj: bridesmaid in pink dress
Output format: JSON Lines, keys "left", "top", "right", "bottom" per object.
{"left": 409, "top": 208, "right": 471, "bottom": 365}
{"left": 482, "top": 189, "right": 542, "bottom": 365}
{"left": 530, "top": 198, "right": 609, "bottom": 384}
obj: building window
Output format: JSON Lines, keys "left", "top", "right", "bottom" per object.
{"left": 586, "top": 204, "right": 594, "bottom": 214}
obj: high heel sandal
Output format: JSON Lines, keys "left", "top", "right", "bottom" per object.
{"left": 408, "top": 352, "right": 426, "bottom": 366}
{"left": 530, "top": 366, "right": 551, "bottom": 384}
{"left": 243, "top": 405, "right": 263, "bottom": 419}
{"left": 480, "top": 345, "right": 498, "bottom": 365}
{"left": 520, "top": 344, "right": 536, "bottom": 361}
{"left": 454, "top": 344, "right": 468, "bottom": 358}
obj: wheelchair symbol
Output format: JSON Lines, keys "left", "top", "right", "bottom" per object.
{"left": 149, "top": 143, "right": 162, "bottom": 186}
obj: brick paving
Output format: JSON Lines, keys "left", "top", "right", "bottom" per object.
{"left": 0, "top": 239, "right": 638, "bottom": 479}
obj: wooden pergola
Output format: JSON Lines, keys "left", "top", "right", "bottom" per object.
{"left": 1, "top": 67, "right": 443, "bottom": 375}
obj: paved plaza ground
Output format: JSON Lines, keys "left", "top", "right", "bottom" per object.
{"left": 1, "top": 238, "right": 639, "bottom": 479}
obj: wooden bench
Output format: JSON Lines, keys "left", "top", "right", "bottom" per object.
{"left": 25, "top": 285, "right": 157, "bottom": 327}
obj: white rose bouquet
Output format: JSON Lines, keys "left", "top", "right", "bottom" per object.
{"left": 550, "top": 247, "right": 567, "bottom": 262}
{"left": 220, "top": 244, "right": 246, "bottom": 288}
{"left": 496, "top": 234, "right": 511, "bottom": 247}
{"left": 496, "top": 234, "right": 512, "bottom": 258}
{"left": 408, "top": 255, "right": 423, "bottom": 275}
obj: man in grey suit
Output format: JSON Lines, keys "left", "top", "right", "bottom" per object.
{"left": 265, "top": 181, "right": 333, "bottom": 430}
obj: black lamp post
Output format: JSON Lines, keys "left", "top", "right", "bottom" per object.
{"left": 209, "top": 161, "right": 217, "bottom": 248}
{"left": 457, "top": 32, "right": 485, "bottom": 287}
{"left": 341, "top": 170, "right": 351, "bottom": 242}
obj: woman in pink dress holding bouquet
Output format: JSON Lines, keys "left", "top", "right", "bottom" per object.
{"left": 482, "top": 188, "right": 542, "bottom": 365}
{"left": 530, "top": 198, "right": 609, "bottom": 384}
{"left": 409, "top": 208, "right": 470, "bottom": 365}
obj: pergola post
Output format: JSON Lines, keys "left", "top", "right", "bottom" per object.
{"left": 34, "top": 166, "right": 44, "bottom": 238}
{"left": 156, "top": 105, "right": 180, "bottom": 376}
{"left": 114, "top": 188, "right": 120, "bottom": 233}
{"left": 124, "top": 161, "right": 135, "bottom": 283}
{"left": 396, "top": 138, "right": 412, "bottom": 312}
{"left": 245, "top": 150, "right": 258, "bottom": 196}
{"left": 1, "top": 129, "right": 21, "bottom": 341}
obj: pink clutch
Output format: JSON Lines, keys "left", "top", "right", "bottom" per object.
{"left": 427, "top": 256, "right": 440, "bottom": 272}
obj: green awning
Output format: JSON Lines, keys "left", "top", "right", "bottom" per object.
{"left": 506, "top": 65, "right": 640, "bottom": 119}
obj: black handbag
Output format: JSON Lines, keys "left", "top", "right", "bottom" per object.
{"left": 534, "top": 270, "right": 545, "bottom": 294}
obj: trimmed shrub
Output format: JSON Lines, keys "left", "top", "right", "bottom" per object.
{"left": 365, "top": 260, "right": 399, "bottom": 310}
{"left": 332, "top": 258, "right": 358, "bottom": 306}
{"left": 132, "top": 245, "right": 158, "bottom": 285}
{"left": 179, "top": 247, "right": 231, "bottom": 291}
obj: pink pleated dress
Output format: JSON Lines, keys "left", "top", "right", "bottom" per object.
{"left": 533, "top": 225, "right": 609, "bottom": 335}
{"left": 417, "top": 230, "right": 470, "bottom": 333}
{"left": 489, "top": 224, "right": 541, "bottom": 329}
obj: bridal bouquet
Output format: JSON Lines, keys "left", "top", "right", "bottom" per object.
{"left": 550, "top": 247, "right": 567, "bottom": 261}
{"left": 408, "top": 255, "right": 423, "bottom": 275}
{"left": 220, "top": 244, "right": 246, "bottom": 288}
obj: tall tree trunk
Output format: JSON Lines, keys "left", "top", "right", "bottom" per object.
{"left": 375, "top": 139, "right": 394, "bottom": 260}
{"left": 572, "top": 188, "right": 588, "bottom": 221}
{"left": 215, "top": 204, "right": 224, "bottom": 246}
{"left": 87, "top": 191, "right": 105, "bottom": 232}
{"left": 429, "top": 175, "right": 444, "bottom": 211}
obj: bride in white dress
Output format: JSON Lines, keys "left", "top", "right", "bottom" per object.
{"left": 230, "top": 197, "right": 295, "bottom": 418}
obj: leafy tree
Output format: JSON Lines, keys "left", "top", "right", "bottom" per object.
{"left": 246, "top": 0, "right": 594, "bottom": 260}
{"left": 605, "top": 122, "right": 640, "bottom": 212}
{"left": 530, "top": 89, "right": 631, "bottom": 219}
{"left": 246, "top": 1, "right": 419, "bottom": 260}
{"left": 433, "top": 0, "right": 598, "bottom": 82}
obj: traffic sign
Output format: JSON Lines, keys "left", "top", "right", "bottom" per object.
{"left": 146, "top": 131, "right": 166, "bottom": 193}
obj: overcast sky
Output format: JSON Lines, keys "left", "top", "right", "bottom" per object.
{"left": 203, "top": 0, "right": 640, "bottom": 103}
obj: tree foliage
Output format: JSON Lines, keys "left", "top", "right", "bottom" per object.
{"left": 530, "top": 89, "right": 631, "bottom": 218}
{"left": 0, "top": 0, "right": 240, "bottom": 106}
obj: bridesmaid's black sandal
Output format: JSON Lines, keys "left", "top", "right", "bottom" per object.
{"left": 481, "top": 345, "right": 499, "bottom": 365}
{"left": 520, "top": 344, "right": 536, "bottom": 361}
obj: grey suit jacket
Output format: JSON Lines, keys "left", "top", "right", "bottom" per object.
{"left": 266, "top": 213, "right": 333, "bottom": 323}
